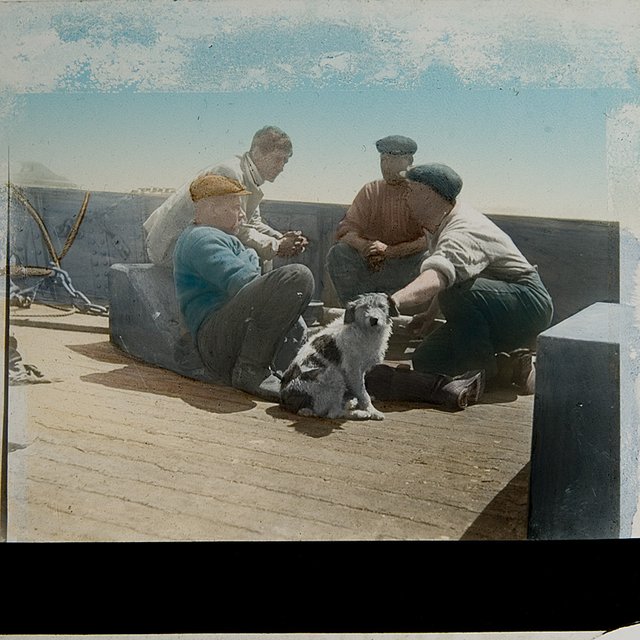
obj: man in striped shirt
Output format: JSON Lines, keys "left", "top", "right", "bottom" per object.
{"left": 326, "top": 135, "right": 428, "bottom": 309}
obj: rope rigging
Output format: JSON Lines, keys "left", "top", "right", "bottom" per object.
{"left": 5, "top": 183, "right": 108, "bottom": 316}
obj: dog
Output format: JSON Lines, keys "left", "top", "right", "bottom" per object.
{"left": 280, "top": 292, "right": 399, "bottom": 420}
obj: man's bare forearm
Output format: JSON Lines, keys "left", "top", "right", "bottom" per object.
{"left": 391, "top": 269, "right": 447, "bottom": 311}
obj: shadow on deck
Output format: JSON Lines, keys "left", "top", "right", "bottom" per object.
{"left": 7, "top": 307, "right": 535, "bottom": 542}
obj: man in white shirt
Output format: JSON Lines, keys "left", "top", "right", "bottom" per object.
{"left": 390, "top": 163, "right": 554, "bottom": 394}
{"left": 143, "top": 125, "right": 308, "bottom": 271}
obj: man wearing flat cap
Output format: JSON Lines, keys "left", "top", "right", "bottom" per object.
{"left": 144, "top": 125, "right": 308, "bottom": 271}
{"left": 173, "top": 174, "right": 314, "bottom": 401}
{"left": 326, "top": 135, "right": 428, "bottom": 307}
{"left": 386, "top": 163, "right": 554, "bottom": 395}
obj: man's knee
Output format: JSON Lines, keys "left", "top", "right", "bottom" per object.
{"left": 410, "top": 325, "right": 458, "bottom": 376}
{"left": 284, "top": 263, "right": 314, "bottom": 288}
{"left": 327, "top": 242, "right": 360, "bottom": 270}
{"left": 273, "top": 263, "right": 315, "bottom": 299}
{"left": 411, "top": 340, "right": 435, "bottom": 374}
{"left": 326, "top": 242, "right": 366, "bottom": 301}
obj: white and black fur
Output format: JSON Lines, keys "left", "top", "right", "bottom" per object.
{"left": 280, "top": 292, "right": 399, "bottom": 420}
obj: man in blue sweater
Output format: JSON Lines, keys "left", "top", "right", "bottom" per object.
{"left": 173, "top": 174, "right": 314, "bottom": 401}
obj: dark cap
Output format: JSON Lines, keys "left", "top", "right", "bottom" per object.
{"left": 405, "top": 163, "right": 462, "bottom": 202}
{"left": 375, "top": 135, "right": 417, "bottom": 156}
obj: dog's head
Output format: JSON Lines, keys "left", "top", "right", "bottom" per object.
{"left": 344, "top": 292, "right": 399, "bottom": 327}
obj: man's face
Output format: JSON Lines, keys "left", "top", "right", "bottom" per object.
{"left": 253, "top": 148, "right": 291, "bottom": 182}
{"left": 405, "top": 182, "right": 448, "bottom": 233}
{"left": 202, "top": 194, "right": 246, "bottom": 235}
{"left": 380, "top": 153, "right": 413, "bottom": 183}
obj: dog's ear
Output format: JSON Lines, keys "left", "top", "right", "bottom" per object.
{"left": 344, "top": 303, "right": 356, "bottom": 324}
{"left": 386, "top": 293, "right": 400, "bottom": 317}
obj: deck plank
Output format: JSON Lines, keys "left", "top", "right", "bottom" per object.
{"left": 7, "top": 310, "right": 534, "bottom": 541}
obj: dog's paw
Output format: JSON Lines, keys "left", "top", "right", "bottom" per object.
{"left": 297, "top": 408, "right": 316, "bottom": 417}
{"left": 349, "top": 408, "right": 385, "bottom": 421}
{"left": 367, "top": 409, "right": 385, "bottom": 421}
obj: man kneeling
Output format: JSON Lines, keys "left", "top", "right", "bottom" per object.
{"left": 173, "top": 174, "right": 314, "bottom": 401}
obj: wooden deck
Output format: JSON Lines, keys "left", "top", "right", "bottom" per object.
{"left": 6, "top": 305, "right": 535, "bottom": 541}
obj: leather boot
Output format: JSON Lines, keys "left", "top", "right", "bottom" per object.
{"left": 510, "top": 348, "right": 535, "bottom": 395}
{"left": 441, "top": 370, "right": 486, "bottom": 410}
{"left": 451, "top": 369, "right": 486, "bottom": 405}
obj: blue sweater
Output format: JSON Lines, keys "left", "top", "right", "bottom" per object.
{"left": 173, "top": 224, "right": 260, "bottom": 337}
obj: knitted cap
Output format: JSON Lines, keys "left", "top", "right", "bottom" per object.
{"left": 375, "top": 135, "right": 417, "bottom": 156}
{"left": 405, "top": 163, "right": 462, "bottom": 202}
{"left": 189, "top": 174, "right": 251, "bottom": 201}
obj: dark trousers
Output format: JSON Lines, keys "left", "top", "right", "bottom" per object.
{"left": 327, "top": 241, "right": 427, "bottom": 305}
{"left": 196, "top": 264, "right": 314, "bottom": 384}
{"left": 412, "top": 271, "right": 553, "bottom": 378}
{"left": 365, "top": 365, "right": 452, "bottom": 404}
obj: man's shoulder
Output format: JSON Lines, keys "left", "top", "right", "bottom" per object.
{"left": 456, "top": 202, "right": 497, "bottom": 229}
{"left": 182, "top": 224, "right": 232, "bottom": 242}
{"left": 362, "top": 178, "right": 386, "bottom": 190}
{"left": 180, "top": 225, "right": 243, "bottom": 256}
{"left": 352, "top": 179, "right": 385, "bottom": 201}
{"left": 145, "top": 183, "right": 191, "bottom": 220}
{"left": 205, "top": 155, "right": 243, "bottom": 177}
{"left": 439, "top": 202, "right": 494, "bottom": 238}
{"left": 361, "top": 179, "right": 406, "bottom": 197}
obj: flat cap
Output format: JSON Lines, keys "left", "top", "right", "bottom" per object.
{"left": 375, "top": 135, "right": 417, "bottom": 156}
{"left": 405, "top": 163, "right": 463, "bottom": 203}
{"left": 190, "top": 174, "right": 251, "bottom": 201}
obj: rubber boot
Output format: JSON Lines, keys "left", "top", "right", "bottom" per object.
{"left": 232, "top": 318, "right": 283, "bottom": 402}
{"left": 231, "top": 362, "right": 281, "bottom": 402}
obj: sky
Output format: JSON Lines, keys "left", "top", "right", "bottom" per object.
{"left": 0, "top": 0, "right": 639, "bottom": 221}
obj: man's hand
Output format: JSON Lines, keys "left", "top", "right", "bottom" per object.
{"left": 360, "top": 240, "right": 388, "bottom": 271}
{"left": 277, "top": 230, "right": 309, "bottom": 257}
{"left": 361, "top": 240, "right": 388, "bottom": 258}
{"left": 366, "top": 254, "right": 386, "bottom": 272}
